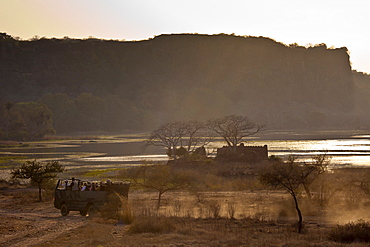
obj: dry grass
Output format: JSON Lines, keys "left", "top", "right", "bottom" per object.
{"left": 2, "top": 185, "right": 370, "bottom": 247}
{"left": 128, "top": 216, "right": 175, "bottom": 234}
{"left": 4, "top": 162, "right": 370, "bottom": 246}
{"left": 328, "top": 220, "right": 370, "bottom": 243}
{"left": 35, "top": 216, "right": 363, "bottom": 247}
{"left": 70, "top": 190, "right": 370, "bottom": 246}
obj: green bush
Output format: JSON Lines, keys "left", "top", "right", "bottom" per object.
{"left": 328, "top": 220, "right": 370, "bottom": 243}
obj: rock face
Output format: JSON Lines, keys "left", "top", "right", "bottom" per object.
{"left": 0, "top": 33, "right": 355, "bottom": 131}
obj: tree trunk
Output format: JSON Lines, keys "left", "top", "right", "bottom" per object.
{"left": 172, "top": 145, "right": 177, "bottom": 162}
{"left": 157, "top": 191, "right": 163, "bottom": 209}
{"left": 38, "top": 183, "right": 42, "bottom": 202}
{"left": 292, "top": 192, "right": 303, "bottom": 233}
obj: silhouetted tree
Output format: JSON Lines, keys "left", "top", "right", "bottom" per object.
{"left": 11, "top": 160, "right": 65, "bottom": 201}
{"left": 259, "top": 154, "right": 328, "bottom": 233}
{"left": 147, "top": 122, "right": 187, "bottom": 160}
{"left": 183, "top": 120, "right": 212, "bottom": 153}
{"left": 207, "top": 115, "right": 264, "bottom": 149}
{"left": 299, "top": 154, "right": 330, "bottom": 200}
{"left": 127, "top": 164, "right": 190, "bottom": 208}
{"left": 147, "top": 121, "right": 211, "bottom": 160}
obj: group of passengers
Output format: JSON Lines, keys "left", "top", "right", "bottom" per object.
{"left": 62, "top": 177, "right": 112, "bottom": 191}
{"left": 80, "top": 182, "right": 99, "bottom": 191}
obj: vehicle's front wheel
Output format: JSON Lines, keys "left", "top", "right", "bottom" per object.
{"left": 79, "top": 210, "right": 87, "bottom": 216}
{"left": 60, "top": 204, "right": 69, "bottom": 216}
{"left": 87, "top": 204, "right": 98, "bottom": 217}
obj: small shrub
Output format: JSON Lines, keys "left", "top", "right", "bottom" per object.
{"left": 133, "top": 204, "right": 159, "bottom": 218}
{"left": 99, "top": 194, "right": 122, "bottom": 219}
{"left": 206, "top": 200, "right": 222, "bottom": 219}
{"left": 328, "top": 220, "right": 370, "bottom": 243}
{"left": 99, "top": 193, "right": 134, "bottom": 224}
{"left": 227, "top": 201, "right": 237, "bottom": 219}
{"left": 120, "top": 198, "right": 134, "bottom": 224}
{"left": 173, "top": 199, "right": 182, "bottom": 217}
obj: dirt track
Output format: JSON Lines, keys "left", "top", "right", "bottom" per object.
{"left": 0, "top": 192, "right": 88, "bottom": 247}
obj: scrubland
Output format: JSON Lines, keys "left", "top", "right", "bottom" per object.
{"left": 1, "top": 160, "right": 370, "bottom": 246}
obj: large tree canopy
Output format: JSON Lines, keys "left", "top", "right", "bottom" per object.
{"left": 0, "top": 100, "right": 55, "bottom": 140}
{"left": 146, "top": 120, "right": 211, "bottom": 160}
{"left": 207, "top": 115, "right": 265, "bottom": 148}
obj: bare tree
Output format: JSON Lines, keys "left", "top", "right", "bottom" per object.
{"left": 146, "top": 121, "right": 211, "bottom": 160}
{"left": 207, "top": 115, "right": 265, "bottom": 149}
{"left": 259, "top": 154, "right": 328, "bottom": 233}
{"left": 146, "top": 121, "right": 187, "bottom": 160}
{"left": 182, "top": 120, "right": 212, "bottom": 153}
{"left": 127, "top": 164, "right": 190, "bottom": 208}
{"left": 299, "top": 154, "right": 330, "bottom": 200}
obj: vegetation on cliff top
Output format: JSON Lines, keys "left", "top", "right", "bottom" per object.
{"left": 1, "top": 33, "right": 369, "bottom": 134}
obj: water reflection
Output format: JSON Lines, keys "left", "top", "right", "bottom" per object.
{"left": 208, "top": 136, "right": 370, "bottom": 167}
{"left": 2, "top": 131, "right": 370, "bottom": 178}
{"left": 79, "top": 154, "right": 168, "bottom": 162}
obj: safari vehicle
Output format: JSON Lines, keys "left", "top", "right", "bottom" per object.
{"left": 54, "top": 178, "right": 130, "bottom": 216}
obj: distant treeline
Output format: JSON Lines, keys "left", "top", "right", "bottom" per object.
{"left": 1, "top": 32, "right": 369, "bottom": 136}
{"left": 0, "top": 100, "right": 55, "bottom": 140}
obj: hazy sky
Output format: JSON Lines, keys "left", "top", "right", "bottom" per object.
{"left": 1, "top": 0, "right": 370, "bottom": 73}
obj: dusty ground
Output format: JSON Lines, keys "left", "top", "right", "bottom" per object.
{"left": 0, "top": 188, "right": 87, "bottom": 247}
{"left": 0, "top": 187, "right": 367, "bottom": 247}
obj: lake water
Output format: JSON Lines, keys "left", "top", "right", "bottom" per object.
{"left": 2, "top": 130, "right": 370, "bottom": 178}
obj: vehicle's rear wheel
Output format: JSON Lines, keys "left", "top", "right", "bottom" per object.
{"left": 60, "top": 204, "right": 69, "bottom": 216}
{"left": 87, "top": 204, "right": 98, "bottom": 217}
{"left": 79, "top": 210, "right": 87, "bottom": 216}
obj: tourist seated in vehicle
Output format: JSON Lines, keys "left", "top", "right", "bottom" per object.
{"left": 81, "top": 182, "right": 87, "bottom": 191}
{"left": 99, "top": 181, "right": 105, "bottom": 191}
{"left": 94, "top": 183, "right": 100, "bottom": 191}
{"left": 60, "top": 180, "right": 68, "bottom": 190}
{"left": 85, "top": 183, "right": 91, "bottom": 191}
{"left": 91, "top": 182, "right": 99, "bottom": 191}
{"left": 69, "top": 177, "right": 79, "bottom": 191}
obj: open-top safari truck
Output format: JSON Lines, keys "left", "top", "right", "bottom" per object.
{"left": 54, "top": 178, "right": 130, "bottom": 216}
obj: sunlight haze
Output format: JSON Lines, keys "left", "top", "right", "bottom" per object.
{"left": 1, "top": 0, "right": 370, "bottom": 73}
